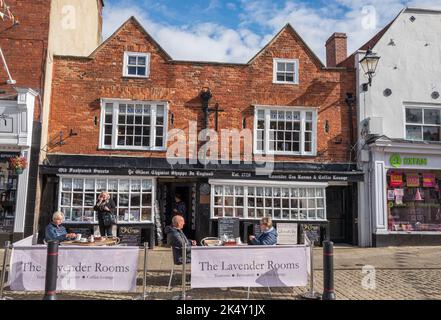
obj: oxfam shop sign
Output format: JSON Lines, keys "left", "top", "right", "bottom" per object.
{"left": 389, "top": 154, "right": 428, "bottom": 168}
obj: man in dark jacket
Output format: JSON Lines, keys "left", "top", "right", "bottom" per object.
{"left": 165, "top": 215, "right": 196, "bottom": 264}
{"left": 249, "top": 217, "right": 278, "bottom": 245}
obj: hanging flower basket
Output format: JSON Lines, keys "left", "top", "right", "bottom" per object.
{"left": 8, "top": 156, "right": 28, "bottom": 175}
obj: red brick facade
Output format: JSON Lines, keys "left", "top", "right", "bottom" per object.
{"left": 48, "top": 17, "right": 356, "bottom": 164}
{"left": 0, "top": 0, "right": 51, "bottom": 119}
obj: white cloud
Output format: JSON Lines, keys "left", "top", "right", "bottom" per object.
{"left": 103, "top": 0, "right": 441, "bottom": 64}
{"left": 102, "top": 2, "right": 263, "bottom": 63}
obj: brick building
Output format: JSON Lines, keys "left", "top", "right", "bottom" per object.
{"left": 40, "top": 17, "right": 362, "bottom": 246}
{"left": 0, "top": 0, "right": 103, "bottom": 242}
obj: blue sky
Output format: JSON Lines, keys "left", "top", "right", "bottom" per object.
{"left": 103, "top": 0, "right": 441, "bottom": 63}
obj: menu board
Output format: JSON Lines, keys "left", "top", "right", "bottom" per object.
{"left": 301, "top": 224, "right": 321, "bottom": 246}
{"left": 218, "top": 218, "right": 240, "bottom": 239}
{"left": 276, "top": 223, "right": 298, "bottom": 245}
{"left": 118, "top": 226, "right": 142, "bottom": 246}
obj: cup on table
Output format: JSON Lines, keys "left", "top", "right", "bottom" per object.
{"left": 236, "top": 237, "right": 242, "bottom": 245}
{"left": 75, "top": 234, "right": 82, "bottom": 241}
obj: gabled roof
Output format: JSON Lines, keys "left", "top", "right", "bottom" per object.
{"left": 338, "top": 8, "right": 403, "bottom": 68}
{"left": 248, "top": 23, "right": 325, "bottom": 68}
{"left": 89, "top": 16, "right": 172, "bottom": 61}
{"left": 69, "top": 17, "right": 327, "bottom": 68}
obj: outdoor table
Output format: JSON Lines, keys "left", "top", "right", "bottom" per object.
{"left": 60, "top": 237, "right": 120, "bottom": 247}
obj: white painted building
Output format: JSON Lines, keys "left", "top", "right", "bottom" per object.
{"left": 353, "top": 8, "right": 441, "bottom": 246}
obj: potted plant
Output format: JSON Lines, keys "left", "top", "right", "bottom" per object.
{"left": 8, "top": 156, "right": 28, "bottom": 175}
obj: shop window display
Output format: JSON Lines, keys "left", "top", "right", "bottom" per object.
{"left": 387, "top": 170, "right": 441, "bottom": 232}
{"left": 59, "top": 176, "right": 154, "bottom": 224}
{"left": 0, "top": 163, "right": 18, "bottom": 233}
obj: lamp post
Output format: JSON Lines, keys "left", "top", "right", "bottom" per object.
{"left": 360, "top": 48, "right": 380, "bottom": 92}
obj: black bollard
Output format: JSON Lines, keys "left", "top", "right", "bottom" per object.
{"left": 322, "top": 240, "right": 336, "bottom": 300}
{"left": 43, "top": 241, "right": 59, "bottom": 300}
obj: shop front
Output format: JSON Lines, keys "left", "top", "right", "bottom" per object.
{"left": 0, "top": 89, "right": 38, "bottom": 243}
{"left": 366, "top": 140, "right": 441, "bottom": 246}
{"left": 39, "top": 155, "right": 363, "bottom": 247}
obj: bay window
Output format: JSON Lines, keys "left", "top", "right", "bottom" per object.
{"left": 100, "top": 99, "right": 168, "bottom": 150}
{"left": 59, "top": 176, "right": 155, "bottom": 224}
{"left": 211, "top": 180, "right": 327, "bottom": 221}
{"left": 254, "top": 106, "right": 317, "bottom": 155}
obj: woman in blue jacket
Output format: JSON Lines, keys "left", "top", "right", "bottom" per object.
{"left": 45, "top": 211, "right": 77, "bottom": 242}
{"left": 249, "top": 217, "right": 278, "bottom": 245}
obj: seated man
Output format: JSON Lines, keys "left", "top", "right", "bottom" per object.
{"left": 45, "top": 211, "right": 76, "bottom": 242}
{"left": 249, "top": 217, "right": 278, "bottom": 245}
{"left": 165, "top": 215, "right": 196, "bottom": 264}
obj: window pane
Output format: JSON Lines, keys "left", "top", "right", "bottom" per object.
{"left": 424, "top": 109, "right": 440, "bottom": 125}
{"left": 286, "top": 73, "right": 294, "bottom": 82}
{"left": 277, "top": 73, "right": 285, "bottom": 82}
{"left": 406, "top": 125, "right": 422, "bottom": 140}
{"left": 406, "top": 108, "right": 422, "bottom": 124}
{"left": 137, "top": 67, "right": 146, "bottom": 76}
{"left": 73, "top": 179, "right": 83, "bottom": 191}
{"left": 128, "top": 56, "right": 137, "bottom": 65}
{"left": 286, "top": 63, "right": 295, "bottom": 72}
{"left": 62, "top": 178, "right": 72, "bottom": 191}
{"left": 61, "top": 193, "right": 71, "bottom": 206}
{"left": 142, "top": 208, "right": 152, "bottom": 221}
{"left": 277, "top": 62, "right": 285, "bottom": 72}
{"left": 423, "top": 126, "right": 440, "bottom": 141}
{"left": 128, "top": 66, "right": 137, "bottom": 75}
{"left": 119, "top": 194, "right": 129, "bottom": 207}
{"left": 104, "top": 136, "right": 112, "bottom": 145}
{"left": 137, "top": 56, "right": 146, "bottom": 65}
{"left": 72, "top": 193, "right": 83, "bottom": 206}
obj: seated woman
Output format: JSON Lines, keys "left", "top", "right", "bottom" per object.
{"left": 249, "top": 217, "right": 278, "bottom": 245}
{"left": 45, "top": 211, "right": 76, "bottom": 242}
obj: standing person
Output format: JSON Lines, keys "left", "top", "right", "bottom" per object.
{"left": 173, "top": 193, "right": 186, "bottom": 217}
{"left": 165, "top": 215, "right": 196, "bottom": 264}
{"left": 45, "top": 211, "right": 76, "bottom": 242}
{"left": 94, "top": 191, "right": 116, "bottom": 237}
{"left": 249, "top": 217, "right": 278, "bottom": 245}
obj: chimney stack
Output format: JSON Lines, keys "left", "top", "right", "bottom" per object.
{"left": 326, "top": 33, "right": 347, "bottom": 67}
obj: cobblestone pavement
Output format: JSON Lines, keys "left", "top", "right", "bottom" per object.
{"left": 1, "top": 245, "right": 440, "bottom": 300}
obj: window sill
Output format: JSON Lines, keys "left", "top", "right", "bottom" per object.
{"left": 254, "top": 151, "right": 317, "bottom": 157}
{"left": 98, "top": 147, "right": 167, "bottom": 152}
{"left": 122, "top": 75, "right": 150, "bottom": 79}
{"left": 272, "top": 81, "right": 299, "bottom": 85}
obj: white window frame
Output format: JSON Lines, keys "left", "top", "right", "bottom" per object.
{"left": 58, "top": 175, "right": 156, "bottom": 225}
{"left": 253, "top": 105, "right": 317, "bottom": 156}
{"left": 404, "top": 105, "right": 441, "bottom": 142}
{"left": 210, "top": 180, "right": 327, "bottom": 221}
{"left": 273, "top": 58, "right": 299, "bottom": 84}
{"left": 123, "top": 52, "right": 150, "bottom": 78}
{"left": 99, "top": 98, "right": 168, "bottom": 151}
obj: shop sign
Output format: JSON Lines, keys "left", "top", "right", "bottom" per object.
{"left": 8, "top": 245, "right": 139, "bottom": 292}
{"left": 191, "top": 246, "right": 308, "bottom": 288}
{"left": 44, "top": 166, "right": 364, "bottom": 182}
{"left": 390, "top": 154, "right": 428, "bottom": 168}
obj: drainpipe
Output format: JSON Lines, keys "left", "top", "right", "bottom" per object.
{"left": 345, "top": 93, "right": 356, "bottom": 162}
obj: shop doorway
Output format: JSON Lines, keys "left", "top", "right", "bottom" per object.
{"left": 327, "top": 186, "right": 355, "bottom": 244}
{"left": 158, "top": 180, "right": 196, "bottom": 242}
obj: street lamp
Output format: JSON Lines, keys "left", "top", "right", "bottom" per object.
{"left": 360, "top": 48, "right": 380, "bottom": 92}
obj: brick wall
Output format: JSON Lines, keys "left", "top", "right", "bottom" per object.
{"left": 49, "top": 18, "right": 356, "bottom": 164}
{"left": 0, "top": 0, "right": 51, "bottom": 120}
